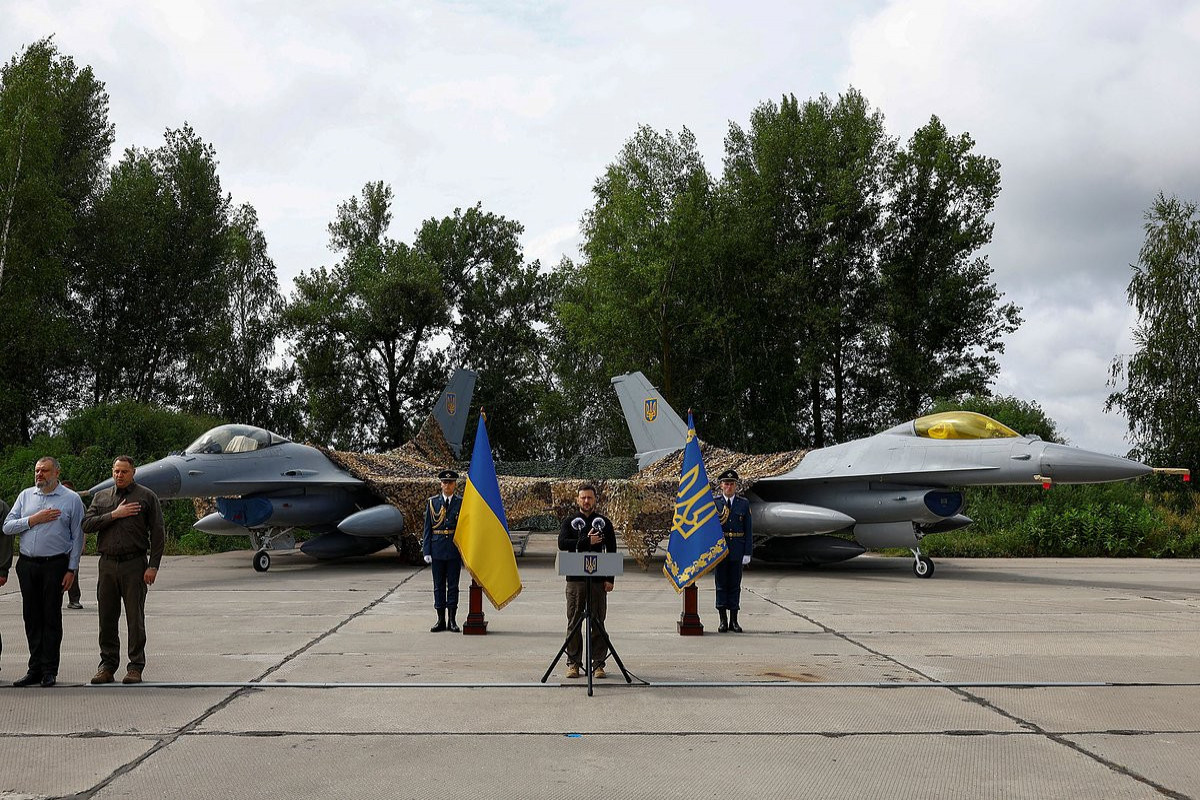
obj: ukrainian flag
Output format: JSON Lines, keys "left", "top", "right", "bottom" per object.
{"left": 663, "top": 412, "right": 728, "bottom": 592}
{"left": 455, "top": 411, "right": 522, "bottom": 608}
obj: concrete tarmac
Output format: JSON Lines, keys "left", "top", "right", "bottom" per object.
{"left": 1, "top": 540, "right": 1198, "bottom": 799}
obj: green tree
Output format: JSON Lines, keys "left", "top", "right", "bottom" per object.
{"left": 554, "top": 125, "right": 718, "bottom": 454}
{"left": 288, "top": 184, "right": 558, "bottom": 454}
{"left": 77, "top": 125, "right": 232, "bottom": 408}
{"left": 287, "top": 184, "right": 445, "bottom": 450}
{"left": 722, "top": 90, "right": 892, "bottom": 447}
{"left": 192, "top": 203, "right": 294, "bottom": 431}
{"left": 878, "top": 116, "right": 1020, "bottom": 420}
{"left": 417, "top": 204, "right": 558, "bottom": 460}
{"left": 1107, "top": 193, "right": 1200, "bottom": 473}
{"left": 0, "top": 38, "right": 113, "bottom": 444}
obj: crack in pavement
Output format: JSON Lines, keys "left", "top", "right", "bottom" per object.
{"left": 749, "top": 587, "right": 1195, "bottom": 800}
{"left": 63, "top": 569, "right": 424, "bottom": 800}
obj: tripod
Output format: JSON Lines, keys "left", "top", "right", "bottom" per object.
{"left": 542, "top": 575, "right": 631, "bottom": 696}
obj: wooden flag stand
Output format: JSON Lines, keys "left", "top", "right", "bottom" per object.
{"left": 462, "top": 581, "right": 488, "bottom": 635}
{"left": 677, "top": 584, "right": 704, "bottom": 635}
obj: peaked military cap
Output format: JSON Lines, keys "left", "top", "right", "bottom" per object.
{"left": 717, "top": 469, "right": 740, "bottom": 482}
{"left": 438, "top": 469, "right": 459, "bottom": 481}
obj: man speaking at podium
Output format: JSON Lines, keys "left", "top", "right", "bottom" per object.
{"left": 557, "top": 483, "right": 617, "bottom": 679}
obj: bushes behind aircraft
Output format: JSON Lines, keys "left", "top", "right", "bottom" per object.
{"left": 0, "top": 403, "right": 252, "bottom": 555}
{"left": 1, "top": 402, "right": 1195, "bottom": 559}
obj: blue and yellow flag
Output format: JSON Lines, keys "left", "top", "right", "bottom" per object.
{"left": 663, "top": 412, "right": 728, "bottom": 592}
{"left": 455, "top": 412, "right": 522, "bottom": 609}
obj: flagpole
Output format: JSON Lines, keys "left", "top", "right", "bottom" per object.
{"left": 462, "top": 408, "right": 490, "bottom": 635}
{"left": 679, "top": 584, "right": 704, "bottom": 635}
{"left": 463, "top": 580, "right": 488, "bottom": 635}
{"left": 676, "top": 408, "right": 705, "bottom": 635}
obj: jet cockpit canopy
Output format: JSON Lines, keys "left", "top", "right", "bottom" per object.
{"left": 910, "top": 411, "right": 1019, "bottom": 440}
{"left": 185, "top": 424, "right": 291, "bottom": 454}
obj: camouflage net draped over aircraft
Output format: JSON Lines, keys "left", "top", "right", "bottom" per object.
{"left": 318, "top": 414, "right": 809, "bottom": 567}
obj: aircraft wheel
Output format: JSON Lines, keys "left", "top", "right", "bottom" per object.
{"left": 253, "top": 550, "right": 271, "bottom": 572}
{"left": 913, "top": 555, "right": 934, "bottom": 578}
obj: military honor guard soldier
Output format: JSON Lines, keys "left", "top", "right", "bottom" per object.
{"left": 423, "top": 469, "right": 463, "bottom": 632}
{"left": 714, "top": 469, "right": 753, "bottom": 632}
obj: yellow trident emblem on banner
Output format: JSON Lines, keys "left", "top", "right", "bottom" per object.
{"left": 672, "top": 465, "right": 716, "bottom": 540}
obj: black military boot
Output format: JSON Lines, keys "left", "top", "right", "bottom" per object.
{"left": 729, "top": 610, "right": 743, "bottom": 633}
{"left": 430, "top": 609, "right": 447, "bottom": 632}
{"left": 717, "top": 608, "right": 729, "bottom": 633}
{"left": 447, "top": 607, "right": 460, "bottom": 632}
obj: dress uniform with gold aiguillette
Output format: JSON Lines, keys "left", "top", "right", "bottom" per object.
{"left": 714, "top": 469, "right": 753, "bottom": 632}
{"left": 423, "top": 471, "right": 463, "bottom": 632}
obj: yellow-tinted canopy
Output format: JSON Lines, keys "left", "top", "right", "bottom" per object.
{"left": 914, "top": 411, "right": 1019, "bottom": 440}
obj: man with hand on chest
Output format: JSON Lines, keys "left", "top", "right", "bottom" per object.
{"left": 3, "top": 457, "right": 85, "bottom": 687}
{"left": 83, "top": 455, "right": 164, "bottom": 685}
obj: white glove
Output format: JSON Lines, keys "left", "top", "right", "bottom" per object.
{"left": 424, "top": 555, "right": 433, "bottom": 564}
{"left": 741, "top": 555, "right": 751, "bottom": 566}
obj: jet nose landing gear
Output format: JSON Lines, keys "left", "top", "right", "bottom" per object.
{"left": 909, "top": 547, "right": 935, "bottom": 578}
{"left": 248, "top": 527, "right": 296, "bottom": 572}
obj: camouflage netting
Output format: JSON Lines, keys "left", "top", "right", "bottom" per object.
{"left": 608, "top": 442, "right": 809, "bottom": 565}
{"left": 320, "top": 413, "right": 810, "bottom": 569}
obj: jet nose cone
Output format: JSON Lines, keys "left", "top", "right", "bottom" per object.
{"left": 131, "top": 459, "right": 183, "bottom": 498}
{"left": 1040, "top": 443, "right": 1152, "bottom": 484}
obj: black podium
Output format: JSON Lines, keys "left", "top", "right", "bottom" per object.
{"left": 542, "top": 552, "right": 632, "bottom": 696}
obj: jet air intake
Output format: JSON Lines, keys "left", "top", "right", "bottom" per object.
{"left": 794, "top": 484, "right": 964, "bottom": 526}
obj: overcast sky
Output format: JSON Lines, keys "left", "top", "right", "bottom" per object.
{"left": 5, "top": 1, "right": 1198, "bottom": 456}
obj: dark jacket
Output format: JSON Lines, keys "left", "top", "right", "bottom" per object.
{"left": 0, "top": 499, "right": 11, "bottom": 579}
{"left": 82, "top": 482, "right": 165, "bottom": 569}
{"left": 558, "top": 510, "right": 617, "bottom": 583}
{"left": 423, "top": 494, "right": 463, "bottom": 561}
{"left": 715, "top": 493, "right": 753, "bottom": 560}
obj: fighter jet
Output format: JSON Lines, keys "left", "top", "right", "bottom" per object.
{"left": 86, "top": 369, "right": 477, "bottom": 572}
{"left": 612, "top": 371, "right": 1152, "bottom": 577}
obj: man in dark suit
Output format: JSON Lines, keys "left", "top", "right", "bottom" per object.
{"left": 557, "top": 483, "right": 617, "bottom": 678}
{"left": 0, "top": 497, "right": 10, "bottom": 671}
{"left": 714, "top": 469, "right": 753, "bottom": 632}
{"left": 422, "top": 469, "right": 463, "bottom": 632}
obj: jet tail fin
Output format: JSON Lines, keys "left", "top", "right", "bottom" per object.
{"left": 610, "top": 371, "right": 689, "bottom": 468}
{"left": 435, "top": 368, "right": 478, "bottom": 458}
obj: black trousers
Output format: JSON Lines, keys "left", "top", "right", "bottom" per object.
{"left": 431, "top": 557, "right": 461, "bottom": 609}
{"left": 16, "top": 553, "right": 70, "bottom": 676}
{"left": 714, "top": 553, "right": 744, "bottom": 611}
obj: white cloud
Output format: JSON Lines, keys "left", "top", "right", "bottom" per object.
{"left": 4, "top": 0, "right": 1194, "bottom": 457}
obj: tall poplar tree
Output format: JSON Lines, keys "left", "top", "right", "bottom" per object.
{"left": 878, "top": 116, "right": 1019, "bottom": 421}
{"left": 0, "top": 38, "right": 113, "bottom": 444}
{"left": 1107, "top": 193, "right": 1200, "bottom": 471}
